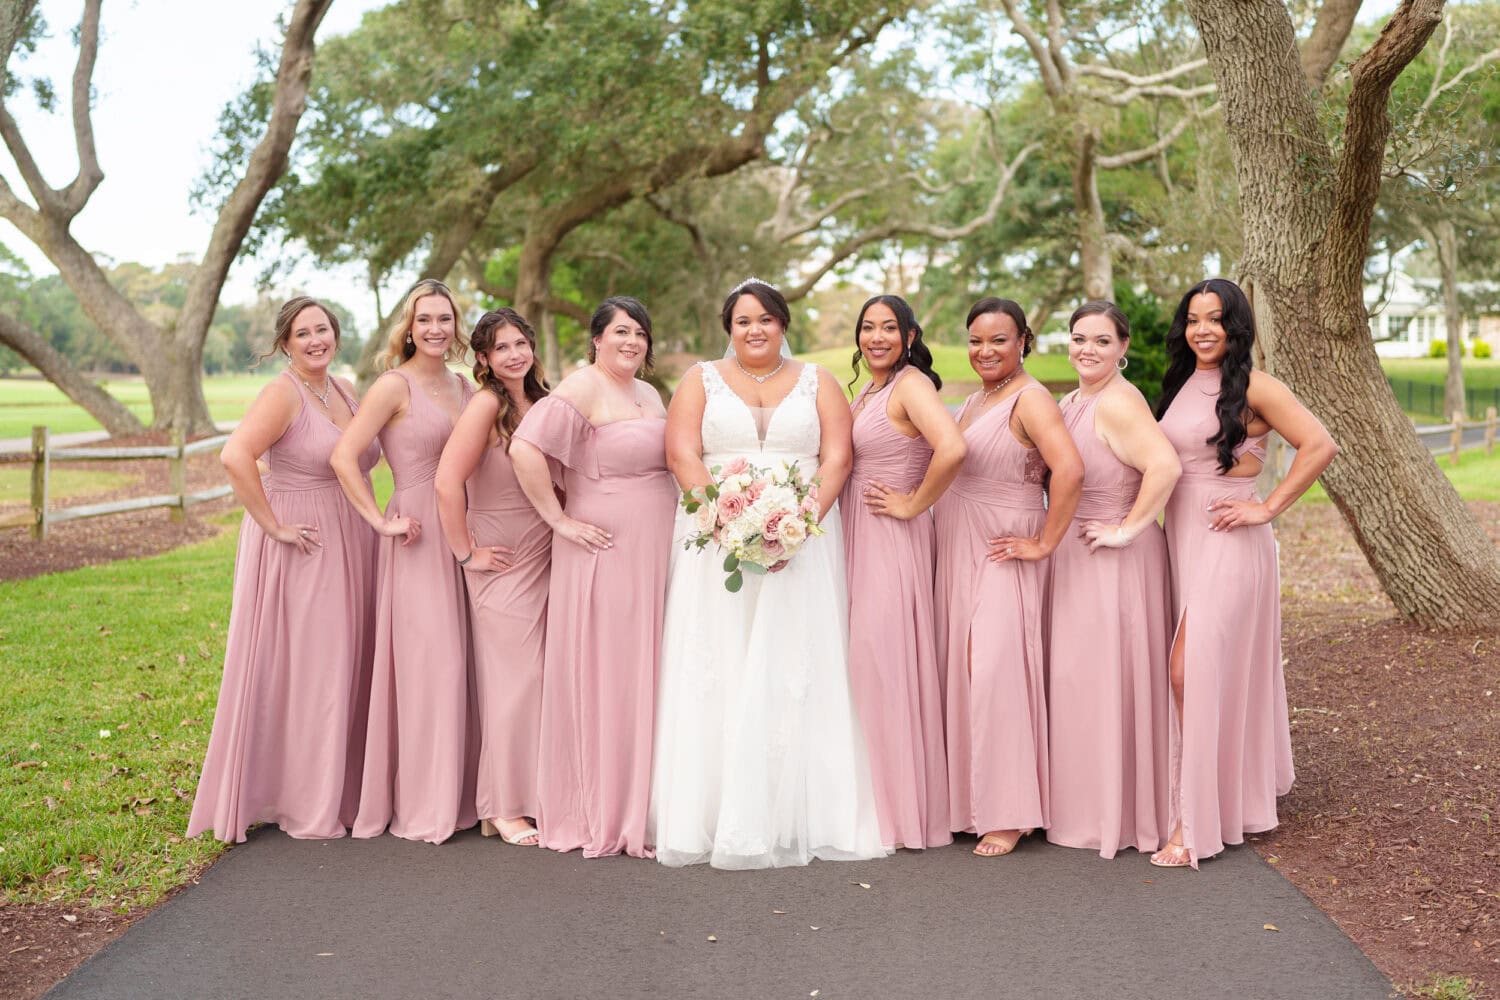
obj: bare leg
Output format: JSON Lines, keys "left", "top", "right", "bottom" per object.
{"left": 1151, "top": 613, "right": 1189, "bottom": 866}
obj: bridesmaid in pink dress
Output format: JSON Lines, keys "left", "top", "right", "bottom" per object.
{"left": 1045, "top": 301, "right": 1180, "bottom": 859}
{"left": 1151, "top": 279, "right": 1337, "bottom": 868}
{"left": 509, "top": 296, "right": 676, "bottom": 859}
{"left": 842, "top": 295, "right": 965, "bottom": 850}
{"left": 189, "top": 297, "right": 378, "bottom": 842}
{"left": 332, "top": 279, "right": 480, "bottom": 845}
{"left": 936, "top": 298, "right": 1082, "bottom": 858}
{"left": 434, "top": 309, "right": 551, "bottom": 847}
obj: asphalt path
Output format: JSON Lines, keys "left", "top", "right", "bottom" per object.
{"left": 46, "top": 828, "right": 1393, "bottom": 1000}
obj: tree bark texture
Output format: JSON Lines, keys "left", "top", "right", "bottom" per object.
{"left": 0, "top": 311, "right": 144, "bottom": 435}
{"left": 0, "top": 0, "right": 332, "bottom": 435}
{"left": 1432, "top": 217, "right": 1466, "bottom": 419}
{"left": 1186, "top": 0, "right": 1500, "bottom": 627}
{"left": 1074, "top": 128, "right": 1114, "bottom": 301}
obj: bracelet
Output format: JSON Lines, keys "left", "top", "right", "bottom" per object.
{"left": 457, "top": 550, "right": 474, "bottom": 566}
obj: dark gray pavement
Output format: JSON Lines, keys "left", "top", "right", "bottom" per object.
{"left": 46, "top": 828, "right": 1392, "bottom": 1000}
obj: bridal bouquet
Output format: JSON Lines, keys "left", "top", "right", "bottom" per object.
{"left": 680, "top": 457, "right": 823, "bottom": 592}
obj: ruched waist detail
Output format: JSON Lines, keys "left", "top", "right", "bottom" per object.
{"left": 1176, "top": 470, "right": 1259, "bottom": 498}
{"left": 469, "top": 499, "right": 541, "bottom": 514}
{"left": 848, "top": 469, "right": 924, "bottom": 493}
{"left": 266, "top": 476, "right": 345, "bottom": 494}
{"left": 946, "top": 476, "right": 1045, "bottom": 508}
{"left": 1074, "top": 486, "right": 1136, "bottom": 521}
{"left": 391, "top": 467, "right": 439, "bottom": 489}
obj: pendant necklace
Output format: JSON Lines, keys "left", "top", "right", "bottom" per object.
{"left": 295, "top": 369, "right": 332, "bottom": 408}
{"left": 981, "top": 369, "right": 1021, "bottom": 404}
{"left": 736, "top": 356, "right": 784, "bottom": 384}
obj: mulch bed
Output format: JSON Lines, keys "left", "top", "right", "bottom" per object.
{"left": 0, "top": 445, "right": 1496, "bottom": 997}
{"left": 0, "top": 432, "right": 237, "bottom": 582}
{"left": 1260, "top": 501, "right": 1500, "bottom": 997}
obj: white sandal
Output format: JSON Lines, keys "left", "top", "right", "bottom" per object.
{"left": 480, "top": 819, "right": 540, "bottom": 845}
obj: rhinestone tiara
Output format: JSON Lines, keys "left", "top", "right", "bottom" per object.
{"left": 730, "top": 276, "right": 774, "bottom": 295}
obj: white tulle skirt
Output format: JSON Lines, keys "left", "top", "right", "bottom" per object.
{"left": 648, "top": 501, "right": 889, "bottom": 868}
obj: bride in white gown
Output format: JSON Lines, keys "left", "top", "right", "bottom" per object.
{"left": 649, "top": 279, "right": 888, "bottom": 869}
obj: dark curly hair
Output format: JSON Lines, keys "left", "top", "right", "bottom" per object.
{"left": 1154, "top": 278, "right": 1255, "bottom": 473}
{"left": 471, "top": 308, "right": 549, "bottom": 447}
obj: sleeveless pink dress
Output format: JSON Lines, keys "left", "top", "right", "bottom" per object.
{"left": 188, "top": 373, "right": 380, "bottom": 842}
{"left": 841, "top": 368, "right": 951, "bottom": 850}
{"left": 352, "top": 369, "right": 480, "bottom": 844}
{"left": 464, "top": 431, "right": 551, "bottom": 824}
{"left": 1045, "top": 389, "right": 1171, "bottom": 857}
{"left": 1159, "top": 366, "right": 1291, "bottom": 866}
{"left": 511, "top": 396, "right": 677, "bottom": 858}
{"left": 934, "top": 384, "right": 1051, "bottom": 836}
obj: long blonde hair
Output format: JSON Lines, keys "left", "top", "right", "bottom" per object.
{"left": 381, "top": 279, "right": 468, "bottom": 370}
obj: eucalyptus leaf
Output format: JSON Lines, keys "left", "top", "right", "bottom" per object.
{"left": 725, "top": 570, "right": 743, "bottom": 593}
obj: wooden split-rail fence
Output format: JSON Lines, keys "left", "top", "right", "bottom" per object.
{"left": 1, "top": 426, "right": 234, "bottom": 540}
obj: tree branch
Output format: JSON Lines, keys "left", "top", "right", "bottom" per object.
{"left": 1301, "top": 0, "right": 1364, "bottom": 89}
{"left": 1074, "top": 57, "right": 1209, "bottom": 87}
{"left": 58, "top": 0, "right": 103, "bottom": 217}
{"left": 1410, "top": 44, "right": 1500, "bottom": 134}
{"left": 1095, "top": 103, "right": 1219, "bottom": 169}
{"left": 1000, "top": 0, "right": 1066, "bottom": 97}
{"left": 0, "top": 310, "right": 144, "bottom": 436}
{"left": 472, "top": 272, "right": 591, "bottom": 326}
{"left": 1088, "top": 81, "right": 1217, "bottom": 106}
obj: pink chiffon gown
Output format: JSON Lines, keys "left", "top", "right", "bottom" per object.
{"left": 188, "top": 373, "right": 379, "bottom": 842}
{"left": 511, "top": 396, "right": 676, "bottom": 858}
{"left": 352, "top": 369, "right": 480, "bottom": 844}
{"left": 841, "top": 368, "right": 951, "bottom": 850}
{"left": 465, "top": 438, "right": 551, "bottom": 825}
{"left": 1159, "top": 365, "right": 1292, "bottom": 866}
{"left": 934, "top": 385, "right": 1051, "bottom": 838}
{"left": 1045, "top": 389, "right": 1171, "bottom": 858}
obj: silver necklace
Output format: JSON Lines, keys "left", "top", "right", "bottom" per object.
{"left": 293, "top": 369, "right": 332, "bottom": 408}
{"left": 735, "top": 356, "right": 784, "bottom": 384}
{"left": 980, "top": 369, "right": 1021, "bottom": 404}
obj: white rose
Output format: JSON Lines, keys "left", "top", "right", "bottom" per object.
{"left": 693, "top": 499, "right": 718, "bottom": 535}
{"left": 779, "top": 517, "right": 807, "bottom": 547}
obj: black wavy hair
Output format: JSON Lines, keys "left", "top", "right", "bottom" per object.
{"left": 720, "top": 281, "right": 792, "bottom": 336}
{"left": 849, "top": 294, "right": 941, "bottom": 394}
{"left": 587, "top": 296, "right": 654, "bottom": 374}
{"left": 1153, "top": 278, "right": 1255, "bottom": 473}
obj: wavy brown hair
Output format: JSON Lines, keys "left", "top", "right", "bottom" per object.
{"left": 471, "top": 308, "right": 549, "bottom": 446}
{"left": 381, "top": 278, "right": 468, "bottom": 370}
{"left": 253, "top": 295, "right": 340, "bottom": 368}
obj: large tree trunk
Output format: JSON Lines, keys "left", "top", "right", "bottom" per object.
{"left": 1074, "top": 128, "right": 1114, "bottom": 301}
{"left": 1186, "top": 0, "right": 1500, "bottom": 628}
{"left": 0, "top": 311, "right": 144, "bottom": 436}
{"left": 1432, "top": 217, "right": 1466, "bottom": 419}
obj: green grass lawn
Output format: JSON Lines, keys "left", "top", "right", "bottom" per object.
{"left": 0, "top": 374, "right": 275, "bottom": 439}
{"left": 1302, "top": 446, "right": 1500, "bottom": 504}
{"left": 0, "top": 520, "right": 239, "bottom": 910}
{"left": 0, "top": 467, "right": 135, "bottom": 504}
{"left": 1382, "top": 357, "right": 1500, "bottom": 390}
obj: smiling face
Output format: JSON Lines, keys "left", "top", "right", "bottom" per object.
{"left": 967, "top": 309, "right": 1024, "bottom": 385}
{"left": 593, "top": 307, "right": 649, "bottom": 377}
{"left": 857, "top": 302, "right": 906, "bottom": 380}
{"left": 728, "top": 292, "right": 786, "bottom": 370}
{"left": 1184, "top": 291, "right": 1228, "bottom": 369}
{"left": 1068, "top": 312, "right": 1127, "bottom": 386}
{"left": 409, "top": 293, "right": 457, "bottom": 360}
{"left": 286, "top": 305, "right": 337, "bottom": 377}
{"left": 482, "top": 323, "right": 535, "bottom": 390}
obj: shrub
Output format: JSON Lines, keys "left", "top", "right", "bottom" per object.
{"left": 1429, "top": 339, "right": 1448, "bottom": 358}
{"left": 1475, "top": 340, "right": 1492, "bottom": 359}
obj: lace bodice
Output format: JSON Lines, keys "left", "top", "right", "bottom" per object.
{"left": 698, "top": 362, "right": 822, "bottom": 467}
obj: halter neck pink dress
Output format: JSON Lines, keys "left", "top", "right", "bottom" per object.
{"left": 1045, "top": 388, "right": 1171, "bottom": 858}
{"left": 189, "top": 372, "right": 380, "bottom": 842}
{"left": 352, "top": 369, "right": 480, "bottom": 844}
{"left": 841, "top": 367, "right": 951, "bottom": 850}
{"left": 464, "top": 427, "right": 551, "bottom": 825}
{"left": 934, "top": 384, "right": 1051, "bottom": 838}
{"left": 1159, "top": 365, "right": 1291, "bottom": 866}
{"left": 512, "top": 395, "right": 676, "bottom": 858}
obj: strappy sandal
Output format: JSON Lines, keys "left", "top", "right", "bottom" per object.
{"left": 1149, "top": 842, "right": 1192, "bottom": 868}
{"left": 973, "top": 829, "right": 1031, "bottom": 857}
{"left": 480, "top": 819, "right": 540, "bottom": 846}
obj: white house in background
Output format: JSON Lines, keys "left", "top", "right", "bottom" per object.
{"left": 1366, "top": 270, "right": 1500, "bottom": 358}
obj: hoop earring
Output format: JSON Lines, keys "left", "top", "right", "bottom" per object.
{"left": 1117, "top": 357, "right": 1129, "bottom": 371}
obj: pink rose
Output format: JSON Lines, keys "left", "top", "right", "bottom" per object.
{"left": 768, "top": 559, "right": 789, "bottom": 574}
{"left": 762, "top": 511, "right": 787, "bottom": 541}
{"left": 762, "top": 538, "right": 786, "bottom": 560}
{"left": 721, "top": 457, "right": 750, "bottom": 477}
{"left": 799, "top": 495, "right": 819, "bottom": 516}
{"left": 718, "top": 491, "right": 748, "bottom": 521}
{"left": 747, "top": 477, "right": 769, "bottom": 502}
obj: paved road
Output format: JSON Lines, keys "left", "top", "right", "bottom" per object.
{"left": 46, "top": 828, "right": 1393, "bottom": 1000}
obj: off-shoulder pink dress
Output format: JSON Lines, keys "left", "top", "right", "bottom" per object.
{"left": 511, "top": 396, "right": 676, "bottom": 858}
{"left": 189, "top": 373, "right": 379, "bottom": 842}
{"left": 353, "top": 369, "right": 480, "bottom": 845}
{"left": 1159, "top": 365, "right": 1291, "bottom": 866}
{"left": 1045, "top": 388, "right": 1171, "bottom": 858}
{"left": 934, "top": 385, "right": 1051, "bottom": 837}
{"left": 841, "top": 367, "right": 951, "bottom": 850}
{"left": 465, "top": 435, "right": 551, "bottom": 825}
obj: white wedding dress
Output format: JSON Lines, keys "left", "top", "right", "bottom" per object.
{"left": 649, "top": 361, "right": 888, "bottom": 868}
